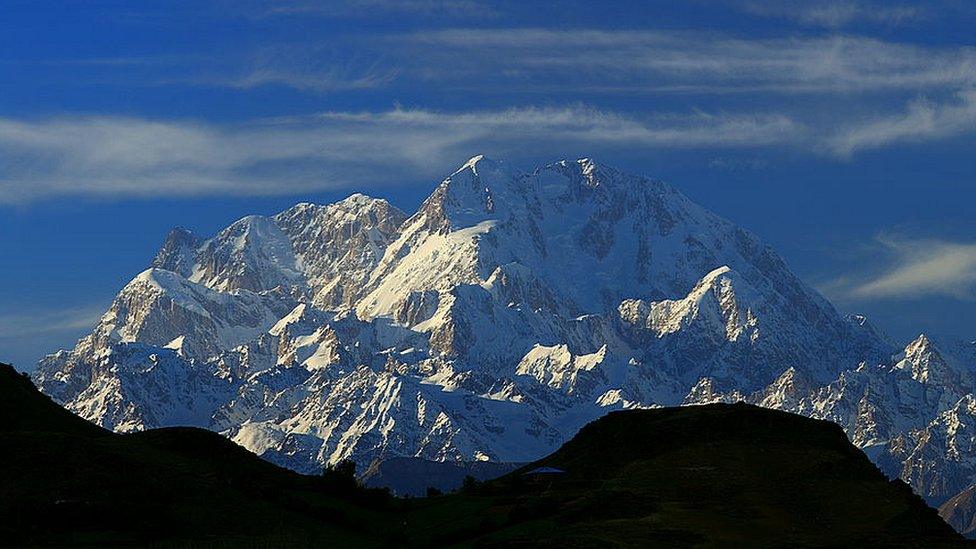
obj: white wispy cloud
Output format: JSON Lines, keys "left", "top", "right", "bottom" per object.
{"left": 23, "top": 27, "right": 976, "bottom": 100}
{"left": 827, "top": 90, "right": 976, "bottom": 156}
{"left": 401, "top": 29, "right": 976, "bottom": 94}
{"left": 0, "top": 106, "right": 803, "bottom": 203}
{"left": 391, "top": 29, "right": 976, "bottom": 155}
{"left": 221, "top": 46, "right": 399, "bottom": 93}
{"left": 739, "top": 1, "right": 928, "bottom": 28}
{"left": 0, "top": 305, "right": 105, "bottom": 339}
{"left": 10, "top": 47, "right": 398, "bottom": 95}
{"left": 3, "top": 26, "right": 975, "bottom": 196}
{"left": 827, "top": 236, "right": 976, "bottom": 300}
{"left": 2, "top": 97, "right": 970, "bottom": 203}
{"left": 247, "top": 0, "right": 496, "bottom": 18}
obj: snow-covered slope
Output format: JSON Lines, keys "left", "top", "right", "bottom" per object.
{"left": 32, "top": 155, "right": 976, "bottom": 505}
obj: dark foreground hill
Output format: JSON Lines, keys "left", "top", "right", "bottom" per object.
{"left": 403, "top": 404, "right": 965, "bottom": 547}
{"left": 0, "top": 362, "right": 392, "bottom": 546}
{"left": 0, "top": 362, "right": 965, "bottom": 547}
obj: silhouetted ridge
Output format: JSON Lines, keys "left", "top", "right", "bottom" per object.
{"left": 0, "top": 362, "right": 106, "bottom": 436}
{"left": 546, "top": 402, "right": 855, "bottom": 472}
{"left": 0, "top": 362, "right": 391, "bottom": 546}
{"left": 430, "top": 403, "right": 963, "bottom": 547}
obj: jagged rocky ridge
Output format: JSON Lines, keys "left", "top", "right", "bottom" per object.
{"left": 33, "top": 156, "right": 976, "bottom": 505}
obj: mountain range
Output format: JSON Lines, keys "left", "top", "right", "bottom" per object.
{"left": 31, "top": 155, "right": 976, "bottom": 510}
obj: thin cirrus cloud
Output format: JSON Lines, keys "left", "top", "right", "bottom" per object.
{"left": 95, "top": 48, "right": 400, "bottom": 94}
{"left": 828, "top": 236, "right": 976, "bottom": 300}
{"left": 392, "top": 28, "right": 976, "bottom": 154}
{"left": 0, "top": 304, "right": 107, "bottom": 370}
{"left": 400, "top": 29, "right": 976, "bottom": 94}
{"left": 0, "top": 106, "right": 803, "bottom": 203}
{"left": 3, "top": 26, "right": 975, "bottom": 202}
{"left": 1, "top": 99, "right": 972, "bottom": 204}
{"left": 221, "top": 47, "right": 400, "bottom": 93}
{"left": 0, "top": 305, "right": 105, "bottom": 339}
{"left": 43, "top": 29, "right": 976, "bottom": 96}
{"left": 737, "top": 1, "right": 928, "bottom": 28}
{"left": 827, "top": 90, "right": 976, "bottom": 156}
{"left": 245, "top": 0, "right": 496, "bottom": 18}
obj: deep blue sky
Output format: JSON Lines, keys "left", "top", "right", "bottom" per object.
{"left": 2, "top": 0, "right": 976, "bottom": 370}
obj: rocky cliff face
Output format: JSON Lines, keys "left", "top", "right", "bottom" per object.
{"left": 32, "top": 156, "right": 976, "bottom": 504}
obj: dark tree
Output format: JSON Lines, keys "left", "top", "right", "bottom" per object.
{"left": 322, "top": 459, "right": 359, "bottom": 494}
{"left": 461, "top": 475, "right": 479, "bottom": 493}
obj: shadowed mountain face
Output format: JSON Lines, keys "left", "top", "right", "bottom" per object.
{"left": 0, "top": 362, "right": 964, "bottom": 546}
{"left": 942, "top": 486, "right": 976, "bottom": 539}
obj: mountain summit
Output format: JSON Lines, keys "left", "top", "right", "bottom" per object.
{"left": 32, "top": 156, "right": 976, "bottom": 506}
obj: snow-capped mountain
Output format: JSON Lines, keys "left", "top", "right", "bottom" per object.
{"left": 32, "top": 156, "right": 976, "bottom": 503}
